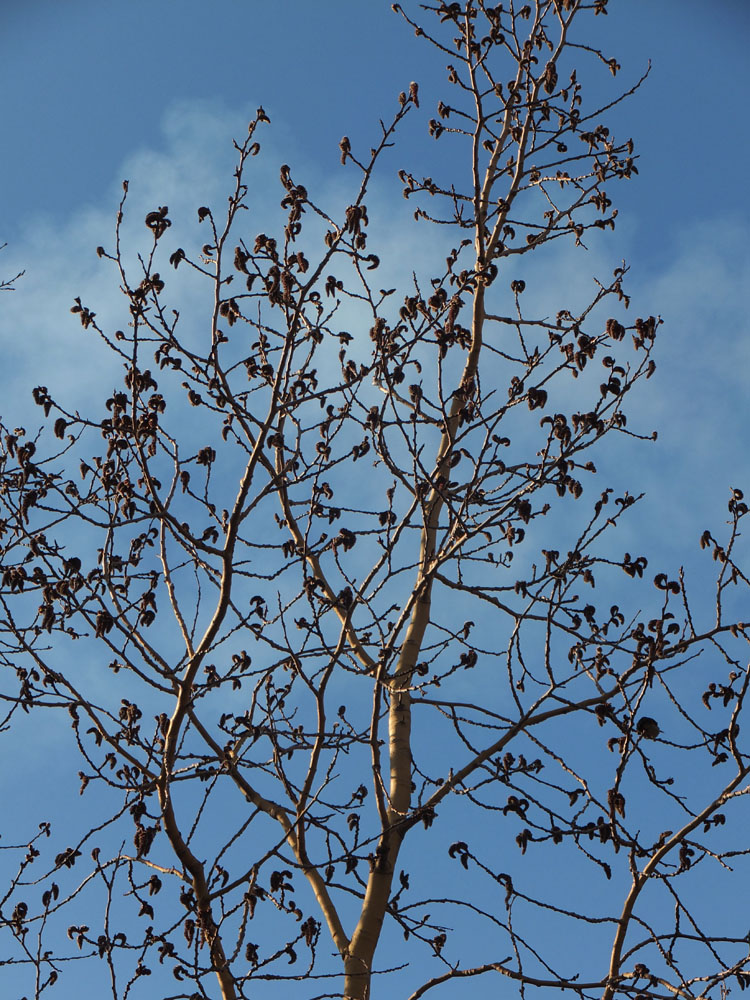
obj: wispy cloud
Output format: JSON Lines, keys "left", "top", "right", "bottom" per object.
{"left": 1, "top": 101, "right": 276, "bottom": 424}
{"left": 2, "top": 97, "right": 747, "bottom": 561}
{"left": 627, "top": 216, "right": 750, "bottom": 539}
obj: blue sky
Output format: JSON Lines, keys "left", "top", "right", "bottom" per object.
{"left": 3, "top": 0, "right": 749, "bottom": 253}
{"left": 1, "top": 0, "right": 747, "bottom": 589}
{"left": 2, "top": 2, "right": 750, "bottom": 998}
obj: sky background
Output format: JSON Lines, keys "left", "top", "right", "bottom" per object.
{"left": 1, "top": 1, "right": 750, "bottom": 998}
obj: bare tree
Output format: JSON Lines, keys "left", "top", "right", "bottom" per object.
{"left": 1, "top": 3, "right": 749, "bottom": 1000}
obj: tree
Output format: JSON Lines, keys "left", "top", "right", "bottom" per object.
{"left": 1, "top": 2, "right": 749, "bottom": 999}
{"left": 0, "top": 243, "right": 24, "bottom": 294}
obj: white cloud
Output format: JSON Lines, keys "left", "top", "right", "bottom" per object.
{"left": 2, "top": 97, "right": 747, "bottom": 575}
{"left": 626, "top": 216, "right": 750, "bottom": 536}
{"left": 0, "top": 100, "right": 279, "bottom": 426}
